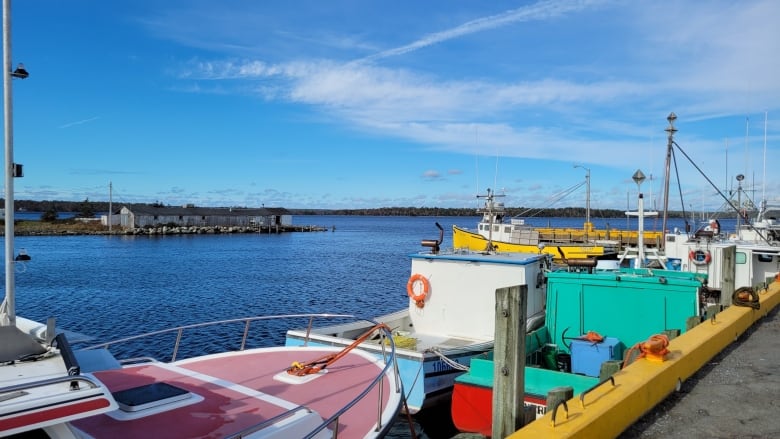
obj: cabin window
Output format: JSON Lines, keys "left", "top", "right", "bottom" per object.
{"left": 153, "top": 215, "right": 158, "bottom": 220}
{"left": 201, "top": 216, "right": 206, "bottom": 220}
{"left": 735, "top": 252, "right": 747, "bottom": 264}
{"left": 493, "top": 225, "right": 500, "bottom": 232}
{"left": 757, "top": 254, "right": 774, "bottom": 263}
{"left": 178, "top": 216, "right": 183, "bottom": 220}
{"left": 504, "top": 226, "right": 511, "bottom": 233}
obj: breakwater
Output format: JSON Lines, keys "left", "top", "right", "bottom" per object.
{"left": 6, "top": 223, "right": 329, "bottom": 236}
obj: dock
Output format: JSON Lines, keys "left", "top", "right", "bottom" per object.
{"left": 619, "top": 302, "right": 780, "bottom": 438}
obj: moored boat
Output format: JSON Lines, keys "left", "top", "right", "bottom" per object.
{"left": 1, "top": 315, "right": 403, "bottom": 438}
{"left": 451, "top": 266, "right": 708, "bottom": 436}
{"left": 285, "top": 223, "right": 552, "bottom": 414}
{"left": 452, "top": 189, "right": 663, "bottom": 262}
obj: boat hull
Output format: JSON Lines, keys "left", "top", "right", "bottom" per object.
{"left": 452, "top": 359, "right": 596, "bottom": 436}
{"left": 452, "top": 225, "right": 608, "bottom": 261}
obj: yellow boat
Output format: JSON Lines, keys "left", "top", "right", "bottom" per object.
{"left": 453, "top": 189, "right": 664, "bottom": 262}
{"left": 452, "top": 224, "right": 609, "bottom": 261}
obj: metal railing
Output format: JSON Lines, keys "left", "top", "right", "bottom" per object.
{"left": 82, "top": 313, "right": 402, "bottom": 438}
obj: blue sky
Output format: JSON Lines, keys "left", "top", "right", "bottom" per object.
{"left": 5, "top": 0, "right": 779, "bottom": 211}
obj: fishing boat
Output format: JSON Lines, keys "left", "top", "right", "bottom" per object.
{"left": 0, "top": 5, "right": 402, "bottom": 437}
{"left": 286, "top": 223, "right": 552, "bottom": 414}
{"left": 661, "top": 170, "right": 779, "bottom": 310}
{"left": 451, "top": 266, "right": 707, "bottom": 435}
{"left": 452, "top": 189, "right": 664, "bottom": 262}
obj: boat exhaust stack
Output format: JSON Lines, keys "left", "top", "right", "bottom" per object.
{"left": 421, "top": 222, "right": 444, "bottom": 254}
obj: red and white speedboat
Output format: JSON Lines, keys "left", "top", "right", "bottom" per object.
{"left": 0, "top": 314, "right": 403, "bottom": 439}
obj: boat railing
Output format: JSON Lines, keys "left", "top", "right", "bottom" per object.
{"left": 82, "top": 313, "right": 402, "bottom": 438}
{"left": 0, "top": 374, "right": 103, "bottom": 397}
{"left": 83, "top": 313, "right": 356, "bottom": 361}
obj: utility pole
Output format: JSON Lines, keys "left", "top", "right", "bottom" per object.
{"left": 108, "top": 181, "right": 113, "bottom": 232}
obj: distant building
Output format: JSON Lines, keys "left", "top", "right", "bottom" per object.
{"left": 118, "top": 205, "right": 292, "bottom": 229}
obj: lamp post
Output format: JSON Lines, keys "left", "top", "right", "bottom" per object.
{"left": 574, "top": 164, "right": 591, "bottom": 236}
{"left": 2, "top": 0, "right": 26, "bottom": 326}
{"left": 632, "top": 169, "right": 646, "bottom": 268}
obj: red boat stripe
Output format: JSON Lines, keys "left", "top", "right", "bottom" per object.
{"left": 0, "top": 398, "right": 111, "bottom": 432}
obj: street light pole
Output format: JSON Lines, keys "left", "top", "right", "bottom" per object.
{"left": 574, "top": 165, "right": 591, "bottom": 236}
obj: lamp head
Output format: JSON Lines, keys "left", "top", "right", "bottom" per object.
{"left": 11, "top": 63, "right": 28, "bottom": 79}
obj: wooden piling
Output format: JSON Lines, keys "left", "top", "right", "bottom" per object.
{"left": 492, "top": 285, "right": 527, "bottom": 438}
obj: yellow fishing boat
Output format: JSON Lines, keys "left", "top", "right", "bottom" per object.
{"left": 453, "top": 189, "right": 664, "bottom": 262}
{"left": 452, "top": 224, "right": 609, "bottom": 261}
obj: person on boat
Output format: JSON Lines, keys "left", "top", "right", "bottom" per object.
{"left": 705, "top": 219, "right": 720, "bottom": 235}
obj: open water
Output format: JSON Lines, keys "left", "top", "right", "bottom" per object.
{"left": 4, "top": 214, "right": 719, "bottom": 438}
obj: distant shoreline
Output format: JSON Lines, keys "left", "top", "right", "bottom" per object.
{"left": 2, "top": 220, "right": 328, "bottom": 236}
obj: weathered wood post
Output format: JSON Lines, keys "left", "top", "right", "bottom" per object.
{"left": 493, "top": 284, "right": 527, "bottom": 438}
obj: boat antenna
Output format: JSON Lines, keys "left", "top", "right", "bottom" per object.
{"left": 2, "top": 0, "right": 27, "bottom": 326}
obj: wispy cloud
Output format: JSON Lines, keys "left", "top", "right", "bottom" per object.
{"left": 174, "top": 0, "right": 779, "bottom": 182}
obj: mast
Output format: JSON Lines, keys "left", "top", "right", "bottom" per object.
{"left": 661, "top": 112, "right": 676, "bottom": 248}
{"left": 762, "top": 111, "right": 767, "bottom": 216}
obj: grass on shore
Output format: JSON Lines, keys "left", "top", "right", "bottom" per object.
{"left": 3, "top": 220, "right": 109, "bottom": 234}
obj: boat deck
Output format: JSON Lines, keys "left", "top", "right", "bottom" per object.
{"left": 71, "top": 348, "right": 397, "bottom": 439}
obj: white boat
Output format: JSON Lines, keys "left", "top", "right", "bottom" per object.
{"left": 648, "top": 115, "right": 779, "bottom": 311}
{"left": 286, "top": 223, "right": 551, "bottom": 414}
{"left": 0, "top": 5, "right": 403, "bottom": 437}
{"left": 1, "top": 315, "right": 403, "bottom": 438}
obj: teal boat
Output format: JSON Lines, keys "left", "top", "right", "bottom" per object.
{"left": 451, "top": 267, "right": 707, "bottom": 436}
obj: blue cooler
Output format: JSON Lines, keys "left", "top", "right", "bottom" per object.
{"left": 570, "top": 337, "right": 624, "bottom": 377}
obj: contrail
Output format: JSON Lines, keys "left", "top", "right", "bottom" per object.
{"left": 361, "top": 0, "right": 604, "bottom": 62}
{"left": 59, "top": 116, "right": 100, "bottom": 129}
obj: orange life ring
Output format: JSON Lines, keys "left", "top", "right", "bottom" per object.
{"left": 688, "top": 249, "right": 712, "bottom": 265}
{"left": 407, "top": 273, "right": 430, "bottom": 307}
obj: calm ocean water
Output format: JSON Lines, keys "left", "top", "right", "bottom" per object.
{"left": 4, "top": 214, "right": 721, "bottom": 438}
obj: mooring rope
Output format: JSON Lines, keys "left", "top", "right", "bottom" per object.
{"left": 732, "top": 286, "right": 760, "bottom": 310}
{"left": 427, "top": 347, "right": 470, "bottom": 371}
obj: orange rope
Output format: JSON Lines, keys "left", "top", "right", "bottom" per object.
{"left": 580, "top": 331, "right": 604, "bottom": 343}
{"left": 287, "top": 323, "right": 391, "bottom": 376}
{"left": 622, "top": 334, "right": 669, "bottom": 368}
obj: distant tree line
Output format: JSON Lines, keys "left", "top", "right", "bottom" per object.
{"left": 286, "top": 206, "right": 701, "bottom": 218}
{"left": 4, "top": 199, "right": 727, "bottom": 219}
